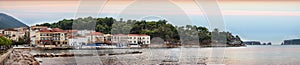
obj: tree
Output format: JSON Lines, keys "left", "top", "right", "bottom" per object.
{"left": 0, "top": 36, "right": 12, "bottom": 50}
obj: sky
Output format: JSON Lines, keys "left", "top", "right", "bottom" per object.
{"left": 1, "top": 0, "right": 300, "bottom": 45}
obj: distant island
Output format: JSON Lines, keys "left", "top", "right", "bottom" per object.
{"left": 243, "top": 41, "right": 272, "bottom": 45}
{"left": 282, "top": 39, "right": 300, "bottom": 45}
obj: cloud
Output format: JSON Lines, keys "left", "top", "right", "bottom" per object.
{"left": 222, "top": 10, "right": 300, "bottom": 16}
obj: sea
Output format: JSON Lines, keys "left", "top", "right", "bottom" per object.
{"left": 30, "top": 45, "right": 300, "bottom": 65}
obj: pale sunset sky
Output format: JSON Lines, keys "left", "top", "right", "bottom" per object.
{"left": 1, "top": 0, "right": 300, "bottom": 45}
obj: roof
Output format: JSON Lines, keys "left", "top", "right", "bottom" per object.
{"left": 92, "top": 32, "right": 103, "bottom": 35}
{"left": 114, "top": 34, "right": 127, "bottom": 36}
{"left": 103, "top": 34, "right": 112, "bottom": 36}
{"left": 66, "top": 30, "right": 78, "bottom": 33}
{"left": 52, "top": 28, "right": 65, "bottom": 32}
{"left": 39, "top": 28, "right": 65, "bottom": 32}
{"left": 4, "top": 28, "right": 17, "bottom": 31}
{"left": 39, "top": 28, "right": 51, "bottom": 32}
{"left": 30, "top": 26, "right": 48, "bottom": 30}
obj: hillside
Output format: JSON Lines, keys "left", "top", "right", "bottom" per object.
{"left": 36, "top": 16, "right": 245, "bottom": 47}
{"left": 0, "top": 13, "right": 28, "bottom": 29}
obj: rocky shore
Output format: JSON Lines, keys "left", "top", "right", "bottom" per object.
{"left": 5, "top": 49, "right": 40, "bottom": 65}
{"left": 33, "top": 51, "right": 142, "bottom": 57}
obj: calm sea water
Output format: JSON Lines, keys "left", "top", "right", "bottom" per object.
{"left": 31, "top": 45, "right": 300, "bottom": 65}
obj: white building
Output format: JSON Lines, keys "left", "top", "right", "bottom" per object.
{"left": 77, "top": 30, "right": 95, "bottom": 36}
{"left": 112, "top": 34, "right": 151, "bottom": 45}
{"left": 128, "top": 34, "right": 150, "bottom": 44}
{"left": 68, "top": 36, "right": 88, "bottom": 46}
{"left": 86, "top": 32, "right": 105, "bottom": 43}
{"left": 0, "top": 29, "right": 4, "bottom": 34}
{"left": 112, "top": 34, "right": 129, "bottom": 44}
{"left": 30, "top": 26, "right": 48, "bottom": 45}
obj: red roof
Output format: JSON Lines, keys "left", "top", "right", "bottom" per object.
{"left": 66, "top": 30, "right": 78, "bottom": 33}
{"left": 92, "top": 32, "right": 103, "bottom": 35}
{"left": 39, "top": 28, "right": 65, "bottom": 32}
{"left": 52, "top": 28, "right": 65, "bottom": 32}
{"left": 115, "top": 34, "right": 126, "bottom": 36}
{"left": 4, "top": 29, "right": 17, "bottom": 31}
{"left": 39, "top": 29, "right": 51, "bottom": 32}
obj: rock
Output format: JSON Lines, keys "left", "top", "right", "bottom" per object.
{"left": 19, "top": 60, "right": 31, "bottom": 65}
{"left": 32, "top": 61, "right": 40, "bottom": 65}
{"left": 11, "top": 62, "right": 21, "bottom": 65}
{"left": 5, "top": 50, "right": 40, "bottom": 65}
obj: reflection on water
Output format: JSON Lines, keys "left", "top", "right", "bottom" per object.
{"left": 31, "top": 45, "right": 300, "bottom": 65}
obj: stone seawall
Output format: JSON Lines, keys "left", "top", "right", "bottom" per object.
{"left": 4, "top": 49, "right": 40, "bottom": 65}
{"left": 0, "top": 48, "right": 13, "bottom": 65}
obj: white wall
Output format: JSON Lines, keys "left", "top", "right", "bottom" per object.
{"left": 68, "top": 37, "right": 88, "bottom": 46}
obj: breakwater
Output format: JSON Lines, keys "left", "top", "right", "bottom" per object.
{"left": 33, "top": 51, "right": 142, "bottom": 57}
{"left": 4, "top": 49, "right": 40, "bottom": 65}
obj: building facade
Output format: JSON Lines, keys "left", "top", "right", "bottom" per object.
{"left": 35, "top": 28, "right": 68, "bottom": 47}
{"left": 87, "top": 32, "right": 105, "bottom": 43}
{"left": 0, "top": 29, "right": 4, "bottom": 34}
{"left": 30, "top": 26, "right": 48, "bottom": 45}
{"left": 112, "top": 34, "right": 150, "bottom": 45}
{"left": 68, "top": 36, "right": 88, "bottom": 46}
{"left": 3, "top": 27, "right": 27, "bottom": 41}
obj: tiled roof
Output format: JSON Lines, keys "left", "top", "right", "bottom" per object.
{"left": 115, "top": 34, "right": 126, "bottom": 36}
{"left": 66, "top": 30, "right": 78, "bottom": 33}
{"left": 39, "top": 28, "right": 65, "bottom": 32}
{"left": 92, "top": 32, "right": 103, "bottom": 35}
{"left": 4, "top": 28, "right": 17, "bottom": 31}
{"left": 52, "top": 28, "right": 65, "bottom": 32}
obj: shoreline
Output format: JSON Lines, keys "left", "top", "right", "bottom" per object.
{"left": 12, "top": 45, "right": 247, "bottom": 50}
{"left": 3, "top": 48, "right": 40, "bottom": 65}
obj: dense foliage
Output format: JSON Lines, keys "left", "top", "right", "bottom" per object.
{"left": 0, "top": 36, "right": 12, "bottom": 51}
{"left": 37, "top": 17, "right": 244, "bottom": 46}
{"left": 0, "top": 36, "right": 12, "bottom": 46}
